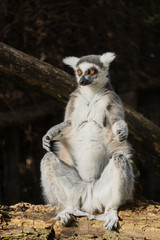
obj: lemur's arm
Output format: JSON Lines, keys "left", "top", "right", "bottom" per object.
{"left": 42, "top": 121, "right": 71, "bottom": 151}
{"left": 106, "top": 92, "right": 128, "bottom": 141}
{"left": 42, "top": 94, "right": 75, "bottom": 152}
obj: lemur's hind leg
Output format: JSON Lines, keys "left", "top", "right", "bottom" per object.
{"left": 42, "top": 121, "right": 71, "bottom": 151}
{"left": 40, "top": 152, "right": 90, "bottom": 225}
{"left": 90, "top": 152, "right": 134, "bottom": 230}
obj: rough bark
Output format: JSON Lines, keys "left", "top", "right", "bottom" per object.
{"left": 0, "top": 42, "right": 75, "bottom": 103}
{"left": 0, "top": 42, "right": 159, "bottom": 176}
{"left": 0, "top": 201, "right": 160, "bottom": 240}
{"left": 125, "top": 105, "right": 160, "bottom": 175}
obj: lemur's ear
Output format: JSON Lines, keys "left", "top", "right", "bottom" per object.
{"left": 100, "top": 52, "right": 116, "bottom": 67}
{"left": 63, "top": 56, "right": 79, "bottom": 69}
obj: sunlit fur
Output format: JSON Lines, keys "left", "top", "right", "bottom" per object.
{"left": 41, "top": 52, "right": 134, "bottom": 230}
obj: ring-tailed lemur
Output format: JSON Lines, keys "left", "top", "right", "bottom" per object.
{"left": 41, "top": 52, "right": 134, "bottom": 230}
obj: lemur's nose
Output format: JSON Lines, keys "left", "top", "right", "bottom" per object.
{"left": 79, "top": 76, "right": 87, "bottom": 85}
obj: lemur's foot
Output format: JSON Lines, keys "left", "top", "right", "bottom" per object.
{"left": 89, "top": 209, "right": 118, "bottom": 231}
{"left": 103, "top": 210, "right": 119, "bottom": 231}
{"left": 112, "top": 152, "right": 127, "bottom": 166}
{"left": 42, "top": 121, "right": 71, "bottom": 151}
{"left": 56, "top": 210, "right": 73, "bottom": 226}
{"left": 56, "top": 208, "right": 90, "bottom": 226}
{"left": 112, "top": 120, "right": 128, "bottom": 141}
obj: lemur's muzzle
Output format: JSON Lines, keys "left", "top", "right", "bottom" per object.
{"left": 79, "top": 76, "right": 92, "bottom": 86}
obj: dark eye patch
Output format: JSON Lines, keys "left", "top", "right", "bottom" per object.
{"left": 77, "top": 68, "right": 82, "bottom": 76}
{"left": 87, "top": 68, "right": 98, "bottom": 75}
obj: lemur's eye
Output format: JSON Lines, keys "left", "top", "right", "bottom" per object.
{"left": 77, "top": 70, "right": 82, "bottom": 76}
{"left": 89, "top": 68, "right": 98, "bottom": 75}
{"left": 90, "top": 69, "right": 95, "bottom": 75}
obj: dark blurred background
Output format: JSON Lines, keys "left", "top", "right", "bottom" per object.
{"left": 0, "top": 0, "right": 160, "bottom": 205}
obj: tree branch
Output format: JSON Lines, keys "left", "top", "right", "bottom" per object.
{"left": 125, "top": 105, "right": 160, "bottom": 175}
{"left": 0, "top": 42, "right": 75, "bottom": 103}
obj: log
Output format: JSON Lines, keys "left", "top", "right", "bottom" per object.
{"left": 125, "top": 105, "right": 160, "bottom": 175}
{"left": 0, "top": 201, "right": 160, "bottom": 240}
{"left": 0, "top": 42, "right": 159, "bottom": 175}
{"left": 0, "top": 42, "right": 75, "bottom": 103}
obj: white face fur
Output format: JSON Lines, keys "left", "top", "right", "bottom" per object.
{"left": 63, "top": 52, "right": 116, "bottom": 87}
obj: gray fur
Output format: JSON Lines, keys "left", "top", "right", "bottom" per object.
{"left": 77, "top": 55, "right": 104, "bottom": 68}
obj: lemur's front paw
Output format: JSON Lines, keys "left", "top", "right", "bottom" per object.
{"left": 112, "top": 120, "right": 128, "bottom": 141}
{"left": 42, "top": 134, "right": 53, "bottom": 152}
{"left": 42, "top": 121, "right": 71, "bottom": 151}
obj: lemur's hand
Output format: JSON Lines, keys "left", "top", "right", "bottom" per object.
{"left": 112, "top": 120, "right": 128, "bottom": 142}
{"left": 42, "top": 121, "right": 71, "bottom": 151}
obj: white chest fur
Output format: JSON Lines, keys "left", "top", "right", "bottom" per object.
{"left": 72, "top": 87, "right": 108, "bottom": 129}
{"left": 70, "top": 87, "right": 110, "bottom": 182}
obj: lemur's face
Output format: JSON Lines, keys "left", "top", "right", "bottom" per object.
{"left": 75, "top": 62, "right": 101, "bottom": 86}
{"left": 63, "top": 52, "right": 115, "bottom": 87}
